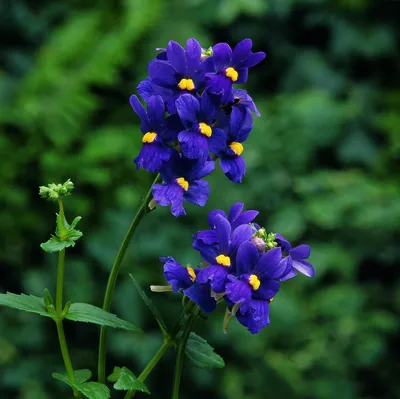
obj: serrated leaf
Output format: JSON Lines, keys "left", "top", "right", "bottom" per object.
{"left": 52, "top": 369, "right": 92, "bottom": 385}
{"left": 129, "top": 274, "right": 168, "bottom": 337}
{"left": 52, "top": 372, "right": 109, "bottom": 399}
{"left": 64, "top": 303, "right": 141, "bottom": 332}
{"left": 75, "top": 382, "right": 110, "bottom": 399}
{"left": 40, "top": 236, "right": 73, "bottom": 253}
{"left": 0, "top": 293, "right": 53, "bottom": 318}
{"left": 185, "top": 332, "right": 225, "bottom": 369}
{"left": 108, "top": 366, "right": 150, "bottom": 393}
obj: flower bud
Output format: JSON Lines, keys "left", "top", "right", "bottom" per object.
{"left": 251, "top": 236, "right": 266, "bottom": 252}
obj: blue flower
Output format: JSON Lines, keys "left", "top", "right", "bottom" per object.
{"left": 152, "top": 151, "right": 215, "bottom": 217}
{"left": 232, "top": 89, "right": 261, "bottom": 117}
{"left": 225, "top": 242, "right": 290, "bottom": 313}
{"left": 195, "top": 215, "right": 253, "bottom": 293}
{"left": 235, "top": 298, "right": 271, "bottom": 334}
{"left": 192, "top": 202, "right": 259, "bottom": 247}
{"left": 276, "top": 234, "right": 316, "bottom": 281}
{"left": 213, "top": 107, "right": 253, "bottom": 183}
{"left": 159, "top": 256, "right": 217, "bottom": 313}
{"left": 175, "top": 92, "right": 227, "bottom": 160}
{"left": 130, "top": 95, "right": 182, "bottom": 172}
{"left": 205, "top": 39, "right": 266, "bottom": 103}
{"left": 144, "top": 39, "right": 214, "bottom": 114}
{"left": 160, "top": 256, "right": 197, "bottom": 291}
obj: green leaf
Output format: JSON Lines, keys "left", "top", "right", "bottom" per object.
{"left": 75, "top": 382, "right": 110, "bottom": 399}
{"left": 108, "top": 366, "right": 150, "bottom": 393}
{"left": 64, "top": 303, "right": 141, "bottom": 331}
{"left": 52, "top": 371, "right": 109, "bottom": 399}
{"left": 129, "top": 274, "right": 169, "bottom": 337}
{"left": 185, "top": 332, "right": 225, "bottom": 369}
{"left": 52, "top": 369, "right": 92, "bottom": 385}
{"left": 41, "top": 214, "right": 83, "bottom": 253}
{"left": 0, "top": 293, "right": 53, "bottom": 318}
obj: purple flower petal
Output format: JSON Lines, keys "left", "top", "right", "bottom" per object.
{"left": 214, "top": 214, "right": 231, "bottom": 254}
{"left": 236, "top": 299, "right": 270, "bottom": 334}
{"left": 208, "top": 209, "right": 227, "bottom": 228}
{"left": 200, "top": 91, "right": 222, "bottom": 119}
{"left": 137, "top": 78, "right": 152, "bottom": 102}
{"left": 228, "top": 202, "right": 244, "bottom": 223}
{"left": 212, "top": 43, "right": 233, "bottom": 70}
{"left": 232, "top": 39, "right": 253, "bottom": 68}
{"left": 233, "top": 210, "right": 259, "bottom": 228}
{"left": 129, "top": 94, "right": 150, "bottom": 133}
{"left": 226, "top": 275, "right": 252, "bottom": 305}
{"left": 255, "top": 247, "right": 283, "bottom": 279}
{"left": 254, "top": 279, "right": 280, "bottom": 301}
{"left": 184, "top": 179, "right": 210, "bottom": 207}
{"left": 236, "top": 67, "right": 248, "bottom": 84}
{"left": 186, "top": 38, "right": 202, "bottom": 75}
{"left": 193, "top": 240, "right": 219, "bottom": 264}
{"left": 178, "top": 130, "right": 209, "bottom": 159}
{"left": 161, "top": 256, "right": 193, "bottom": 291}
{"left": 192, "top": 230, "right": 218, "bottom": 245}
{"left": 290, "top": 244, "right": 311, "bottom": 260}
{"left": 276, "top": 233, "right": 292, "bottom": 253}
{"left": 280, "top": 268, "right": 297, "bottom": 282}
{"left": 230, "top": 107, "right": 253, "bottom": 142}
{"left": 186, "top": 158, "right": 215, "bottom": 180}
{"left": 292, "top": 259, "right": 316, "bottom": 277}
{"left": 205, "top": 73, "right": 233, "bottom": 100}
{"left": 233, "top": 89, "right": 261, "bottom": 117}
{"left": 208, "top": 128, "right": 227, "bottom": 156}
{"left": 167, "top": 40, "right": 186, "bottom": 75}
{"left": 230, "top": 225, "right": 254, "bottom": 255}
{"left": 134, "top": 142, "right": 171, "bottom": 172}
{"left": 235, "top": 241, "right": 259, "bottom": 275}
{"left": 148, "top": 60, "right": 177, "bottom": 87}
{"left": 175, "top": 94, "right": 200, "bottom": 127}
{"left": 184, "top": 283, "right": 216, "bottom": 314}
{"left": 196, "top": 265, "right": 229, "bottom": 293}
{"left": 147, "top": 95, "right": 165, "bottom": 131}
{"left": 220, "top": 156, "right": 246, "bottom": 183}
{"left": 152, "top": 182, "right": 186, "bottom": 217}
{"left": 247, "top": 52, "right": 266, "bottom": 68}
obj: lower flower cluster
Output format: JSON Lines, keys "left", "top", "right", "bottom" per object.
{"left": 153, "top": 202, "right": 316, "bottom": 334}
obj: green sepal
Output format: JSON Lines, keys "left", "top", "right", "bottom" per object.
{"left": 43, "top": 288, "right": 55, "bottom": 313}
{"left": 0, "top": 293, "right": 54, "bottom": 318}
{"left": 41, "top": 214, "right": 83, "bottom": 253}
{"left": 185, "top": 332, "right": 225, "bottom": 369}
{"left": 130, "top": 274, "right": 169, "bottom": 337}
{"left": 52, "top": 370, "right": 110, "bottom": 399}
{"left": 64, "top": 303, "right": 141, "bottom": 332}
{"left": 108, "top": 366, "right": 150, "bottom": 393}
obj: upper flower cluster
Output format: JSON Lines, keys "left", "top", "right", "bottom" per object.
{"left": 154, "top": 202, "right": 316, "bottom": 334}
{"left": 130, "top": 39, "right": 266, "bottom": 217}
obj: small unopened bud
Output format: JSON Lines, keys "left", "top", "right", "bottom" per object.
{"left": 251, "top": 236, "right": 266, "bottom": 252}
{"left": 39, "top": 179, "right": 74, "bottom": 201}
{"left": 201, "top": 46, "right": 213, "bottom": 60}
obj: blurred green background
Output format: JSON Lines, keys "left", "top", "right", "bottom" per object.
{"left": 1, "top": 0, "right": 399, "bottom": 398}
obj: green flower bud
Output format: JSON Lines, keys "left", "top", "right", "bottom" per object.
{"left": 39, "top": 179, "right": 74, "bottom": 201}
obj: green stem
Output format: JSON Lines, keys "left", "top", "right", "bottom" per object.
{"left": 124, "top": 339, "right": 173, "bottom": 399}
{"left": 55, "top": 249, "right": 80, "bottom": 398}
{"left": 98, "top": 173, "right": 161, "bottom": 383}
{"left": 171, "top": 307, "right": 199, "bottom": 399}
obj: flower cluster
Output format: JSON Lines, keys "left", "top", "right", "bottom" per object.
{"left": 153, "top": 202, "right": 316, "bottom": 334}
{"left": 130, "top": 39, "right": 266, "bottom": 217}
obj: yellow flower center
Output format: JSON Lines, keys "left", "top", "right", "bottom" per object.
{"left": 248, "top": 274, "right": 261, "bottom": 291}
{"left": 229, "top": 142, "right": 244, "bottom": 156}
{"left": 142, "top": 132, "right": 157, "bottom": 143}
{"left": 225, "top": 67, "right": 238, "bottom": 82}
{"left": 216, "top": 254, "right": 231, "bottom": 267}
{"left": 178, "top": 78, "right": 195, "bottom": 91}
{"left": 187, "top": 267, "right": 196, "bottom": 282}
{"left": 199, "top": 122, "right": 212, "bottom": 137}
{"left": 176, "top": 177, "right": 189, "bottom": 191}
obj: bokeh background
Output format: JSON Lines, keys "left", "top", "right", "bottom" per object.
{"left": 1, "top": 0, "right": 400, "bottom": 398}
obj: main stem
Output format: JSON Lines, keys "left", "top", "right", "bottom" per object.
{"left": 56, "top": 248, "right": 79, "bottom": 398}
{"left": 172, "top": 307, "right": 199, "bottom": 399}
{"left": 124, "top": 339, "right": 173, "bottom": 399}
{"left": 98, "top": 173, "right": 161, "bottom": 383}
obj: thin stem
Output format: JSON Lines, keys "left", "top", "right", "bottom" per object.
{"left": 98, "top": 173, "right": 161, "bottom": 383}
{"left": 172, "top": 307, "right": 199, "bottom": 399}
{"left": 124, "top": 339, "right": 173, "bottom": 399}
{"left": 55, "top": 249, "right": 80, "bottom": 398}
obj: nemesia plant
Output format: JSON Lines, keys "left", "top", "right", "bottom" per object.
{"left": 0, "top": 38, "right": 315, "bottom": 399}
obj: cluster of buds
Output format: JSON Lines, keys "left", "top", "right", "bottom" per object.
{"left": 39, "top": 179, "right": 74, "bottom": 200}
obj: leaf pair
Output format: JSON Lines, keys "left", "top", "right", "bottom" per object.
{"left": 53, "top": 369, "right": 110, "bottom": 399}
{"left": 0, "top": 293, "right": 141, "bottom": 331}
{"left": 41, "top": 214, "right": 83, "bottom": 253}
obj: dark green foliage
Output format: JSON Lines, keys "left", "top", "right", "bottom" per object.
{"left": 1, "top": 0, "right": 399, "bottom": 398}
{"left": 108, "top": 366, "right": 150, "bottom": 393}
